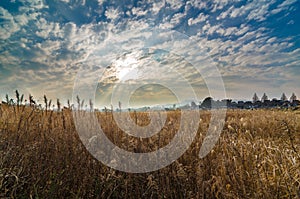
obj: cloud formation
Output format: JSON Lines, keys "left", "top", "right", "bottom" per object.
{"left": 0, "top": 0, "right": 299, "bottom": 106}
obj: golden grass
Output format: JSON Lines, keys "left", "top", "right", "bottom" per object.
{"left": 0, "top": 104, "right": 300, "bottom": 198}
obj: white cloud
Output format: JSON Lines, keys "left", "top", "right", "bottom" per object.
{"left": 14, "top": 12, "right": 38, "bottom": 26}
{"left": 204, "top": 23, "right": 221, "bottom": 35}
{"left": 228, "top": 5, "right": 250, "bottom": 19}
{"left": 216, "top": 0, "right": 278, "bottom": 22}
{"left": 214, "top": 26, "right": 239, "bottom": 37}
{"left": 151, "top": 1, "right": 166, "bottom": 15}
{"left": 185, "top": 1, "right": 207, "bottom": 10}
{"left": 126, "top": 19, "right": 150, "bottom": 30}
{"left": 226, "top": 27, "right": 238, "bottom": 36}
{"left": 157, "top": 11, "right": 185, "bottom": 29}
{"left": 277, "top": 0, "right": 298, "bottom": 8}
{"left": 0, "top": 1, "right": 45, "bottom": 40}
{"left": 166, "top": 0, "right": 184, "bottom": 10}
{"left": 271, "top": 0, "right": 298, "bottom": 14}
{"left": 266, "top": 37, "right": 276, "bottom": 44}
{"left": 131, "top": 7, "right": 148, "bottom": 17}
{"left": 170, "top": 12, "right": 185, "bottom": 25}
{"left": 105, "top": 7, "right": 121, "bottom": 20}
{"left": 0, "top": 50, "right": 20, "bottom": 66}
{"left": 216, "top": 5, "right": 234, "bottom": 20}
{"left": 246, "top": 3, "right": 270, "bottom": 21}
{"left": 188, "top": 13, "right": 208, "bottom": 26}
{"left": 189, "top": 23, "right": 300, "bottom": 95}
{"left": 35, "top": 18, "right": 62, "bottom": 39}
{"left": 18, "top": 0, "right": 49, "bottom": 11}
{"left": 235, "top": 25, "right": 250, "bottom": 36}
{"left": 158, "top": 22, "right": 174, "bottom": 30}
{"left": 97, "top": 0, "right": 105, "bottom": 6}
{"left": 211, "top": 0, "right": 230, "bottom": 12}
{"left": 0, "top": 7, "right": 20, "bottom": 40}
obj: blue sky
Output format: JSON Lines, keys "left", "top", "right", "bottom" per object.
{"left": 0, "top": 0, "right": 300, "bottom": 107}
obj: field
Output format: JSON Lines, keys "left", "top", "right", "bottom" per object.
{"left": 0, "top": 103, "right": 300, "bottom": 198}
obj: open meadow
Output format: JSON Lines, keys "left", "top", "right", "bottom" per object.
{"left": 0, "top": 103, "right": 300, "bottom": 198}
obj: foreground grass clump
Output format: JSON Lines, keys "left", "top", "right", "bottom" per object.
{"left": 0, "top": 103, "right": 300, "bottom": 198}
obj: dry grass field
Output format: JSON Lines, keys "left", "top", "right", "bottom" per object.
{"left": 0, "top": 100, "right": 300, "bottom": 198}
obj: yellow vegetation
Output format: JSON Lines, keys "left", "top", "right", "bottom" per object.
{"left": 0, "top": 104, "right": 299, "bottom": 198}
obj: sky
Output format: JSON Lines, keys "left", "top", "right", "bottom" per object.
{"left": 0, "top": 0, "right": 300, "bottom": 108}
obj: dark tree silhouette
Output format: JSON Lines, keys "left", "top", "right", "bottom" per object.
{"left": 261, "top": 93, "right": 268, "bottom": 103}
{"left": 253, "top": 93, "right": 259, "bottom": 103}
{"left": 290, "top": 93, "right": 297, "bottom": 102}
{"left": 201, "top": 97, "right": 213, "bottom": 109}
{"left": 281, "top": 93, "right": 287, "bottom": 101}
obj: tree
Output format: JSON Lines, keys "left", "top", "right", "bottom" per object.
{"left": 191, "top": 101, "right": 197, "bottom": 109}
{"left": 252, "top": 93, "right": 259, "bottom": 103}
{"left": 261, "top": 93, "right": 268, "bottom": 103}
{"left": 118, "top": 101, "right": 122, "bottom": 112}
{"left": 201, "top": 97, "right": 213, "bottom": 109}
{"left": 281, "top": 93, "right": 287, "bottom": 101}
{"left": 290, "top": 93, "right": 297, "bottom": 102}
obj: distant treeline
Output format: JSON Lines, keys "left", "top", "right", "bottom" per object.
{"left": 187, "top": 92, "right": 299, "bottom": 110}
{"left": 1, "top": 91, "right": 299, "bottom": 111}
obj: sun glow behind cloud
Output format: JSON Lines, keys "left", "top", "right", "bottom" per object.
{"left": 113, "top": 53, "right": 139, "bottom": 81}
{"left": 94, "top": 48, "right": 208, "bottom": 108}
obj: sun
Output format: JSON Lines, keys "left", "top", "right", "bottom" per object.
{"left": 114, "top": 54, "right": 139, "bottom": 81}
